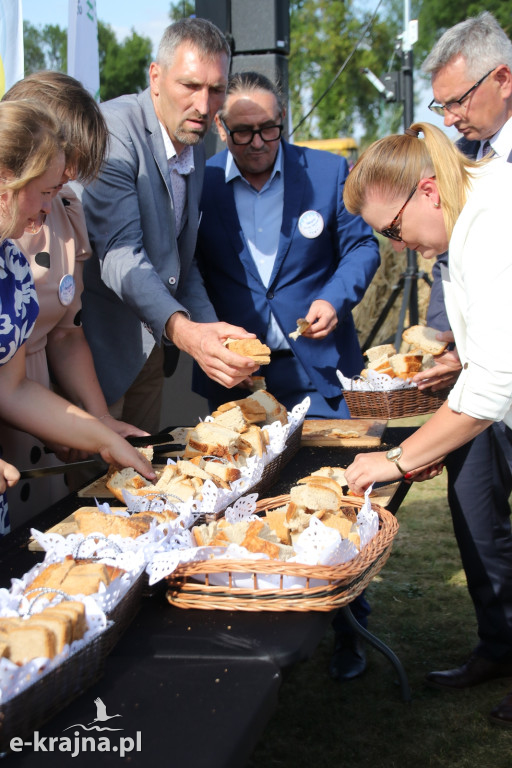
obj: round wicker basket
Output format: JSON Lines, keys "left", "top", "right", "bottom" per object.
{"left": 166, "top": 495, "right": 399, "bottom": 612}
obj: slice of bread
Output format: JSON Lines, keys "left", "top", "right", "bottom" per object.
{"left": 389, "top": 352, "right": 423, "bottom": 378}
{"left": 290, "top": 482, "right": 340, "bottom": 512}
{"left": 211, "top": 405, "right": 248, "bottom": 433}
{"left": 213, "top": 398, "right": 267, "bottom": 424}
{"left": 247, "top": 390, "right": 288, "bottom": 426}
{"left": 297, "top": 475, "right": 344, "bottom": 502}
{"left": 225, "top": 338, "right": 271, "bottom": 365}
{"left": 364, "top": 344, "right": 396, "bottom": 362}
{"left": 402, "top": 325, "right": 448, "bottom": 355}
{"left": 106, "top": 467, "right": 154, "bottom": 502}
{"left": 289, "top": 318, "right": 311, "bottom": 341}
{"left": 8, "top": 625, "right": 57, "bottom": 664}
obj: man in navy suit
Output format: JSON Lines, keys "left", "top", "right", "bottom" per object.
{"left": 416, "top": 12, "right": 512, "bottom": 725}
{"left": 194, "top": 72, "right": 379, "bottom": 418}
{"left": 194, "top": 71, "right": 380, "bottom": 681}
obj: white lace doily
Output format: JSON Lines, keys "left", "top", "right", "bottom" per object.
{"left": 126, "top": 397, "right": 309, "bottom": 522}
{"left": 0, "top": 593, "right": 108, "bottom": 704}
{"left": 144, "top": 487, "right": 379, "bottom": 589}
{"left": 9, "top": 550, "right": 146, "bottom": 616}
{"left": 337, "top": 369, "right": 416, "bottom": 392}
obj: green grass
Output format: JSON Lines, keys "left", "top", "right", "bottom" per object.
{"left": 247, "top": 425, "right": 512, "bottom": 768}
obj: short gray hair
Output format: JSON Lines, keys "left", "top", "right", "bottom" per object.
{"left": 156, "top": 17, "right": 230, "bottom": 69}
{"left": 422, "top": 11, "right": 512, "bottom": 79}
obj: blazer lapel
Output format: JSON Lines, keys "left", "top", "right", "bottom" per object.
{"left": 270, "top": 142, "right": 304, "bottom": 285}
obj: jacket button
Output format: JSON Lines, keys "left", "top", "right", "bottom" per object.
{"left": 267, "top": 290, "right": 274, "bottom": 299}
{"left": 463, "top": 362, "right": 468, "bottom": 369}
{"left": 168, "top": 276, "right": 176, "bottom": 286}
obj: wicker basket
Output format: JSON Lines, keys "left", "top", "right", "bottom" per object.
{"left": 0, "top": 627, "right": 110, "bottom": 752}
{"left": 166, "top": 495, "right": 398, "bottom": 612}
{"left": 343, "top": 387, "right": 449, "bottom": 419}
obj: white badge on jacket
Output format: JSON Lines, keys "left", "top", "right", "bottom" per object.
{"left": 58, "top": 274, "right": 75, "bottom": 306}
{"left": 298, "top": 210, "right": 324, "bottom": 239}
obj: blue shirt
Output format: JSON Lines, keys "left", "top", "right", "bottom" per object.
{"left": 225, "top": 144, "right": 289, "bottom": 350}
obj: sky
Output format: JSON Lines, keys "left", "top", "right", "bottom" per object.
{"left": 21, "top": 0, "right": 171, "bottom": 57}
{"left": 20, "top": 0, "right": 452, "bottom": 141}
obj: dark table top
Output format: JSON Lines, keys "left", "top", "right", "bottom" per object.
{"left": 0, "top": 425, "right": 415, "bottom": 766}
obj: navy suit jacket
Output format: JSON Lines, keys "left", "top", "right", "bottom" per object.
{"left": 194, "top": 141, "right": 380, "bottom": 400}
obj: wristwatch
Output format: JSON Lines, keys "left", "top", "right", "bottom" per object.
{"left": 386, "top": 446, "right": 407, "bottom": 476}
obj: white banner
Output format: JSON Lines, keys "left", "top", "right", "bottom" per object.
{"left": 67, "top": 0, "right": 100, "bottom": 101}
{"left": 0, "top": 0, "right": 24, "bottom": 97}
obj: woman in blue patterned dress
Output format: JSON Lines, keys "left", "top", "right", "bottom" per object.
{"left": 0, "top": 100, "right": 155, "bottom": 534}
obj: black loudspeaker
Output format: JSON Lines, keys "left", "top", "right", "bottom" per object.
{"left": 231, "top": 0, "right": 289, "bottom": 54}
{"left": 195, "top": 0, "right": 231, "bottom": 36}
{"left": 231, "top": 52, "right": 288, "bottom": 101}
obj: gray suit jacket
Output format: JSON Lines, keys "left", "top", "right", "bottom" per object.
{"left": 81, "top": 87, "right": 217, "bottom": 404}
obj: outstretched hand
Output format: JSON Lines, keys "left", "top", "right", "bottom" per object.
{"left": 166, "top": 314, "right": 261, "bottom": 388}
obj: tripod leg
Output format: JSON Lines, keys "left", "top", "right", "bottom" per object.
{"left": 363, "top": 277, "right": 404, "bottom": 351}
{"left": 394, "top": 272, "right": 413, "bottom": 350}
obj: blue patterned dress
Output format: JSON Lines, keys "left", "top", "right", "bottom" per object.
{"left": 0, "top": 240, "right": 39, "bottom": 534}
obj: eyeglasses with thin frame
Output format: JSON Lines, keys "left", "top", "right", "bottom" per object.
{"left": 220, "top": 118, "right": 283, "bottom": 145}
{"left": 428, "top": 68, "right": 496, "bottom": 117}
{"left": 379, "top": 184, "right": 418, "bottom": 242}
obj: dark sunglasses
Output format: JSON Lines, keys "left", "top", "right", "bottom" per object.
{"left": 428, "top": 68, "right": 495, "bottom": 116}
{"left": 379, "top": 184, "right": 418, "bottom": 242}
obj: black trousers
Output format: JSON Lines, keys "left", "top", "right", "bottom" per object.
{"left": 445, "top": 423, "right": 512, "bottom": 661}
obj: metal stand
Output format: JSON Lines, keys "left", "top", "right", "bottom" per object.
{"left": 363, "top": 249, "right": 432, "bottom": 352}
{"left": 339, "top": 605, "right": 412, "bottom": 702}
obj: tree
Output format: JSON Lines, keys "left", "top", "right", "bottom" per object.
{"left": 98, "top": 23, "right": 152, "bottom": 101}
{"left": 23, "top": 20, "right": 152, "bottom": 101}
{"left": 289, "top": 1, "right": 403, "bottom": 144}
{"left": 169, "top": 1, "right": 195, "bottom": 21}
{"left": 415, "top": 0, "right": 512, "bottom": 65}
{"left": 23, "top": 21, "right": 66, "bottom": 74}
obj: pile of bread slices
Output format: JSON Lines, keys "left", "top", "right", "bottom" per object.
{"left": 0, "top": 558, "right": 121, "bottom": 665}
{"left": 0, "top": 601, "right": 87, "bottom": 664}
{"left": 361, "top": 324, "right": 448, "bottom": 380}
{"left": 191, "top": 466, "right": 361, "bottom": 561}
{"left": 104, "top": 390, "right": 289, "bottom": 509}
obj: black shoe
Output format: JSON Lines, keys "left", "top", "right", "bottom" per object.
{"left": 425, "top": 654, "right": 512, "bottom": 691}
{"left": 329, "top": 634, "right": 367, "bottom": 682}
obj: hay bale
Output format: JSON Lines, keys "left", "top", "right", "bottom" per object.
{"left": 352, "top": 239, "right": 434, "bottom": 350}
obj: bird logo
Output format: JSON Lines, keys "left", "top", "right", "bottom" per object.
{"left": 88, "top": 697, "right": 123, "bottom": 726}
{"left": 63, "top": 697, "right": 123, "bottom": 732}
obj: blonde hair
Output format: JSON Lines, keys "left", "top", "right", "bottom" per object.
{"left": 2, "top": 71, "right": 107, "bottom": 183}
{"left": 344, "top": 122, "right": 479, "bottom": 239}
{"left": 0, "top": 100, "right": 66, "bottom": 241}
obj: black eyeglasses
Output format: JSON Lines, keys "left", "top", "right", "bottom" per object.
{"left": 379, "top": 184, "right": 418, "bottom": 242}
{"left": 428, "top": 68, "right": 495, "bottom": 116}
{"left": 220, "top": 118, "right": 283, "bottom": 145}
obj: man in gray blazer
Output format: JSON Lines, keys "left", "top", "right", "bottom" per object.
{"left": 81, "top": 18, "right": 259, "bottom": 433}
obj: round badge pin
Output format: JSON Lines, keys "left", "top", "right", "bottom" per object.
{"left": 58, "top": 274, "right": 75, "bottom": 306}
{"left": 298, "top": 210, "right": 324, "bottom": 239}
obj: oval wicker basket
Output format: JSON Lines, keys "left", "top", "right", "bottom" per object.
{"left": 166, "top": 495, "right": 399, "bottom": 612}
{"left": 343, "top": 386, "right": 449, "bottom": 419}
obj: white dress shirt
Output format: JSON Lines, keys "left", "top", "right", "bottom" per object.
{"left": 477, "top": 115, "right": 512, "bottom": 160}
{"left": 444, "top": 160, "right": 512, "bottom": 428}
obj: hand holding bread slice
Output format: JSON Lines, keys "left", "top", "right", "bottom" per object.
{"left": 361, "top": 325, "right": 447, "bottom": 380}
